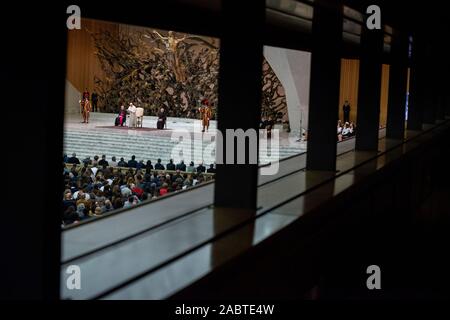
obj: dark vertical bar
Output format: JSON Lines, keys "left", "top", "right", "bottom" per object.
{"left": 407, "top": 33, "right": 426, "bottom": 130}
{"left": 446, "top": 75, "right": 450, "bottom": 118}
{"left": 421, "top": 37, "right": 436, "bottom": 124}
{"left": 355, "top": 18, "right": 384, "bottom": 151}
{"left": 1, "top": 3, "right": 64, "bottom": 299}
{"left": 214, "top": 1, "right": 264, "bottom": 209}
{"left": 386, "top": 33, "right": 409, "bottom": 139}
{"left": 306, "top": 0, "right": 343, "bottom": 171}
{"left": 445, "top": 41, "right": 450, "bottom": 118}
{"left": 434, "top": 32, "right": 446, "bottom": 121}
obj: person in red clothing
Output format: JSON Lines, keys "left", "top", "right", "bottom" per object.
{"left": 159, "top": 183, "right": 169, "bottom": 196}
{"left": 82, "top": 88, "right": 90, "bottom": 100}
{"left": 131, "top": 185, "right": 144, "bottom": 198}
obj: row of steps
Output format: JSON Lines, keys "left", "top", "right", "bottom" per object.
{"left": 64, "top": 129, "right": 306, "bottom": 165}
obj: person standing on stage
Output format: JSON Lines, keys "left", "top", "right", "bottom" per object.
{"left": 127, "top": 102, "right": 137, "bottom": 128}
{"left": 199, "top": 99, "right": 212, "bottom": 132}
{"left": 82, "top": 88, "right": 90, "bottom": 100}
{"left": 91, "top": 91, "right": 99, "bottom": 112}
{"left": 79, "top": 97, "right": 91, "bottom": 123}
{"left": 343, "top": 100, "right": 351, "bottom": 123}
{"left": 157, "top": 107, "right": 167, "bottom": 129}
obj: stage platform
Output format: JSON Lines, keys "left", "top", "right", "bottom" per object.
{"left": 63, "top": 112, "right": 307, "bottom": 165}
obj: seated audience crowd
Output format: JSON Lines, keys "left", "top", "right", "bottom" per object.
{"left": 62, "top": 153, "right": 216, "bottom": 227}
{"left": 337, "top": 120, "right": 356, "bottom": 141}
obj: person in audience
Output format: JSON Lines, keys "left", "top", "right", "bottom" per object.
{"left": 63, "top": 207, "right": 79, "bottom": 225}
{"left": 123, "top": 195, "right": 139, "bottom": 208}
{"left": 349, "top": 122, "right": 356, "bottom": 137}
{"left": 118, "top": 157, "right": 127, "bottom": 167}
{"left": 121, "top": 184, "right": 132, "bottom": 198}
{"left": 91, "top": 165, "right": 98, "bottom": 177}
{"left": 192, "top": 174, "right": 199, "bottom": 186}
{"left": 337, "top": 120, "right": 343, "bottom": 142}
{"left": 63, "top": 164, "right": 70, "bottom": 175}
{"left": 82, "top": 156, "right": 91, "bottom": 165}
{"left": 92, "top": 155, "right": 99, "bottom": 167}
{"left": 207, "top": 164, "right": 216, "bottom": 174}
{"left": 62, "top": 191, "right": 76, "bottom": 212}
{"left": 63, "top": 154, "right": 68, "bottom": 163}
{"left": 136, "top": 160, "right": 145, "bottom": 170}
{"left": 159, "top": 183, "right": 169, "bottom": 196}
{"left": 128, "top": 155, "right": 138, "bottom": 168}
{"left": 155, "top": 158, "right": 165, "bottom": 170}
{"left": 186, "top": 161, "right": 195, "bottom": 173}
{"left": 166, "top": 159, "right": 176, "bottom": 171}
{"left": 110, "top": 156, "right": 118, "bottom": 167}
{"left": 176, "top": 160, "right": 186, "bottom": 172}
{"left": 76, "top": 203, "right": 86, "bottom": 219}
{"left": 172, "top": 170, "right": 183, "bottom": 183}
{"left": 183, "top": 174, "right": 193, "bottom": 188}
{"left": 145, "top": 160, "right": 153, "bottom": 172}
{"left": 67, "top": 153, "right": 80, "bottom": 165}
{"left": 197, "top": 162, "right": 206, "bottom": 173}
{"left": 103, "top": 200, "right": 113, "bottom": 212}
{"left": 91, "top": 206, "right": 102, "bottom": 217}
{"left": 341, "top": 122, "right": 352, "bottom": 139}
{"left": 98, "top": 155, "right": 109, "bottom": 167}
{"left": 113, "top": 198, "right": 124, "bottom": 210}
{"left": 76, "top": 193, "right": 89, "bottom": 208}
{"left": 61, "top": 153, "right": 215, "bottom": 226}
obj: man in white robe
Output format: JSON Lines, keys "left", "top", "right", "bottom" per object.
{"left": 128, "top": 103, "right": 137, "bottom": 128}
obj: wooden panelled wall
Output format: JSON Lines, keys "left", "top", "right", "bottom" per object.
{"left": 339, "top": 59, "right": 360, "bottom": 123}
{"left": 339, "top": 59, "right": 391, "bottom": 127}
{"left": 66, "top": 18, "right": 119, "bottom": 96}
{"left": 379, "top": 64, "right": 390, "bottom": 127}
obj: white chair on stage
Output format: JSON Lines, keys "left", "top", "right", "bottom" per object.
{"left": 136, "top": 107, "right": 144, "bottom": 128}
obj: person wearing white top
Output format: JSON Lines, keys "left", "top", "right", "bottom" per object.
{"left": 128, "top": 103, "right": 137, "bottom": 128}
{"left": 110, "top": 156, "right": 118, "bottom": 167}
{"left": 342, "top": 122, "right": 351, "bottom": 137}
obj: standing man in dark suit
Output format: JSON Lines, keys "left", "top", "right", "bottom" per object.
{"left": 343, "top": 100, "right": 351, "bottom": 123}
{"left": 91, "top": 91, "right": 99, "bottom": 112}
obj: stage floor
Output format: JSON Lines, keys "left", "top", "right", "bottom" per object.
{"left": 63, "top": 112, "right": 307, "bottom": 165}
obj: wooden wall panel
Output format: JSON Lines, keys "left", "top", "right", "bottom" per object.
{"left": 339, "top": 59, "right": 359, "bottom": 123}
{"left": 66, "top": 18, "right": 119, "bottom": 97}
{"left": 379, "top": 64, "right": 390, "bottom": 128}
{"left": 338, "top": 59, "right": 390, "bottom": 127}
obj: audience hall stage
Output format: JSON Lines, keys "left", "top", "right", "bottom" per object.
{"left": 64, "top": 112, "right": 307, "bottom": 166}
